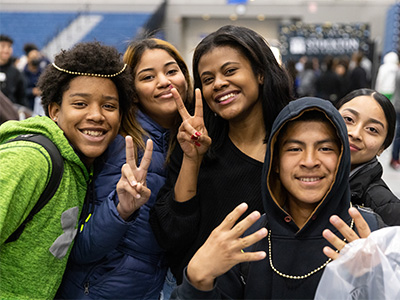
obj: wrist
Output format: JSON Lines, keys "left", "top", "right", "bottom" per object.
{"left": 116, "top": 203, "right": 133, "bottom": 221}
{"left": 187, "top": 263, "right": 215, "bottom": 291}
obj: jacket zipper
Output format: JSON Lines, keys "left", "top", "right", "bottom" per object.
{"left": 84, "top": 281, "right": 90, "bottom": 295}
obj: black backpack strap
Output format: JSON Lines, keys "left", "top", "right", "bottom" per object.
{"left": 4, "top": 134, "right": 64, "bottom": 243}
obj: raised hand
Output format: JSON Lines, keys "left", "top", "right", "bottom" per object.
{"left": 322, "top": 207, "right": 371, "bottom": 260}
{"left": 186, "top": 203, "right": 268, "bottom": 291}
{"left": 116, "top": 136, "right": 153, "bottom": 220}
{"left": 173, "top": 87, "right": 212, "bottom": 160}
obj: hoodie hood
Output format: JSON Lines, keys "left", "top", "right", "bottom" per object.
{"left": 383, "top": 51, "right": 399, "bottom": 65}
{"left": 262, "top": 97, "right": 351, "bottom": 237}
{"left": 0, "top": 116, "right": 88, "bottom": 179}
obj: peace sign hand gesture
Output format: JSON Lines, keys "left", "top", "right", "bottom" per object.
{"left": 116, "top": 136, "right": 153, "bottom": 220}
{"left": 174, "top": 87, "right": 212, "bottom": 161}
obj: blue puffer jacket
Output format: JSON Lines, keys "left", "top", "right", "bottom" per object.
{"left": 56, "top": 110, "right": 169, "bottom": 300}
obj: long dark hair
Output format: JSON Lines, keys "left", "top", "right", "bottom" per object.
{"left": 192, "top": 25, "right": 293, "bottom": 158}
{"left": 122, "top": 38, "right": 193, "bottom": 162}
{"left": 335, "top": 88, "right": 396, "bottom": 150}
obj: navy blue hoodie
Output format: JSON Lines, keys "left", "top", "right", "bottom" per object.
{"left": 172, "top": 97, "right": 382, "bottom": 299}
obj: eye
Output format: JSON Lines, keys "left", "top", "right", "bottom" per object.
{"left": 202, "top": 76, "right": 214, "bottom": 85}
{"left": 167, "top": 69, "right": 179, "bottom": 76}
{"left": 342, "top": 116, "right": 354, "bottom": 124}
{"left": 103, "top": 104, "right": 118, "bottom": 111}
{"left": 143, "top": 75, "right": 154, "bottom": 81}
{"left": 367, "top": 127, "right": 379, "bottom": 134}
{"left": 287, "top": 147, "right": 302, "bottom": 152}
{"left": 72, "top": 102, "right": 86, "bottom": 108}
{"left": 320, "top": 147, "right": 333, "bottom": 152}
{"left": 225, "top": 68, "right": 237, "bottom": 75}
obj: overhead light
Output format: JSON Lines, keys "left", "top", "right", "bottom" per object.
{"left": 236, "top": 4, "right": 246, "bottom": 15}
{"left": 230, "top": 14, "right": 238, "bottom": 21}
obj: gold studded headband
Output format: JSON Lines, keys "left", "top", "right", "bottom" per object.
{"left": 52, "top": 62, "right": 127, "bottom": 78}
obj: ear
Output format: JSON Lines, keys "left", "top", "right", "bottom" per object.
{"left": 258, "top": 74, "right": 264, "bottom": 85}
{"left": 48, "top": 102, "right": 61, "bottom": 122}
{"left": 377, "top": 145, "right": 385, "bottom": 157}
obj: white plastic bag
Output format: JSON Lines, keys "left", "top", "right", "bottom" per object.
{"left": 315, "top": 226, "right": 400, "bottom": 300}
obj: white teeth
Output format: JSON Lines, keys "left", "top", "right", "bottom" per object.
{"left": 218, "top": 93, "right": 236, "bottom": 102}
{"left": 83, "top": 130, "right": 104, "bottom": 137}
{"left": 299, "top": 177, "right": 320, "bottom": 182}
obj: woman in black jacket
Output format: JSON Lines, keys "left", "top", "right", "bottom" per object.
{"left": 336, "top": 89, "right": 400, "bottom": 225}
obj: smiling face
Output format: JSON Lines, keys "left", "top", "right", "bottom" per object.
{"left": 338, "top": 95, "right": 387, "bottom": 169}
{"left": 0, "top": 41, "right": 13, "bottom": 65}
{"left": 277, "top": 120, "right": 340, "bottom": 211}
{"left": 134, "top": 48, "right": 187, "bottom": 128}
{"left": 49, "top": 76, "right": 121, "bottom": 166}
{"left": 197, "top": 46, "right": 262, "bottom": 123}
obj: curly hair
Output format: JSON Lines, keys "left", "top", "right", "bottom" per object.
{"left": 38, "top": 41, "right": 134, "bottom": 118}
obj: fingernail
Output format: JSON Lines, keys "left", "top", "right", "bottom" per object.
{"left": 135, "top": 194, "right": 141, "bottom": 199}
{"left": 195, "top": 131, "right": 201, "bottom": 137}
{"left": 191, "top": 134, "right": 199, "bottom": 141}
{"left": 194, "top": 141, "right": 201, "bottom": 147}
{"left": 131, "top": 181, "right": 137, "bottom": 187}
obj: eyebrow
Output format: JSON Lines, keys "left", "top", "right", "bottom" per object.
{"left": 342, "top": 108, "right": 385, "bottom": 128}
{"left": 200, "top": 61, "right": 240, "bottom": 78}
{"left": 137, "top": 61, "right": 178, "bottom": 76}
{"left": 283, "top": 138, "right": 338, "bottom": 146}
{"left": 68, "top": 93, "right": 118, "bottom": 101}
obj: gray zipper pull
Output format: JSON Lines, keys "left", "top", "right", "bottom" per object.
{"left": 84, "top": 282, "right": 90, "bottom": 295}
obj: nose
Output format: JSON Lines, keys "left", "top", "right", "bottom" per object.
{"left": 157, "top": 73, "right": 171, "bottom": 88}
{"left": 301, "top": 149, "right": 320, "bottom": 169}
{"left": 347, "top": 123, "right": 362, "bottom": 141}
{"left": 87, "top": 104, "right": 105, "bottom": 123}
{"left": 213, "top": 74, "right": 228, "bottom": 91}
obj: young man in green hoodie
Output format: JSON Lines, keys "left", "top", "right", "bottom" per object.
{"left": 0, "top": 42, "right": 152, "bottom": 299}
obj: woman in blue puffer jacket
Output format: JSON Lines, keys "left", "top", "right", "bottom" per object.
{"left": 56, "top": 38, "right": 193, "bottom": 300}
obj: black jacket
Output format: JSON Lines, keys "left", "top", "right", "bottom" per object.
{"left": 350, "top": 157, "right": 400, "bottom": 226}
{"left": 172, "top": 97, "right": 383, "bottom": 300}
{"left": 0, "top": 59, "right": 27, "bottom": 107}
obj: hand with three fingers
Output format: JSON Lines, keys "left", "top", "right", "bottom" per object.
{"left": 186, "top": 203, "right": 268, "bottom": 291}
{"left": 173, "top": 87, "right": 212, "bottom": 161}
{"left": 322, "top": 207, "right": 371, "bottom": 260}
{"left": 116, "top": 136, "right": 153, "bottom": 220}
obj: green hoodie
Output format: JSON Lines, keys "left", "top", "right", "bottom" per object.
{"left": 0, "top": 116, "right": 89, "bottom": 299}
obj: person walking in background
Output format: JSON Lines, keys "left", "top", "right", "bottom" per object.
{"left": 334, "top": 56, "right": 351, "bottom": 99}
{"left": 0, "top": 34, "right": 28, "bottom": 108}
{"left": 335, "top": 89, "right": 400, "bottom": 225}
{"left": 56, "top": 38, "right": 193, "bottom": 300}
{"left": 348, "top": 51, "right": 369, "bottom": 91}
{"left": 23, "top": 46, "right": 47, "bottom": 110}
{"left": 297, "top": 59, "right": 317, "bottom": 97}
{"left": 316, "top": 55, "right": 341, "bottom": 102}
{"left": 375, "top": 51, "right": 399, "bottom": 100}
{"left": 150, "top": 25, "right": 293, "bottom": 285}
{"left": 390, "top": 68, "right": 400, "bottom": 170}
{"left": 0, "top": 41, "right": 148, "bottom": 299}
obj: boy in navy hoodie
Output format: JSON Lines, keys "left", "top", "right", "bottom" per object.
{"left": 171, "top": 97, "right": 383, "bottom": 299}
